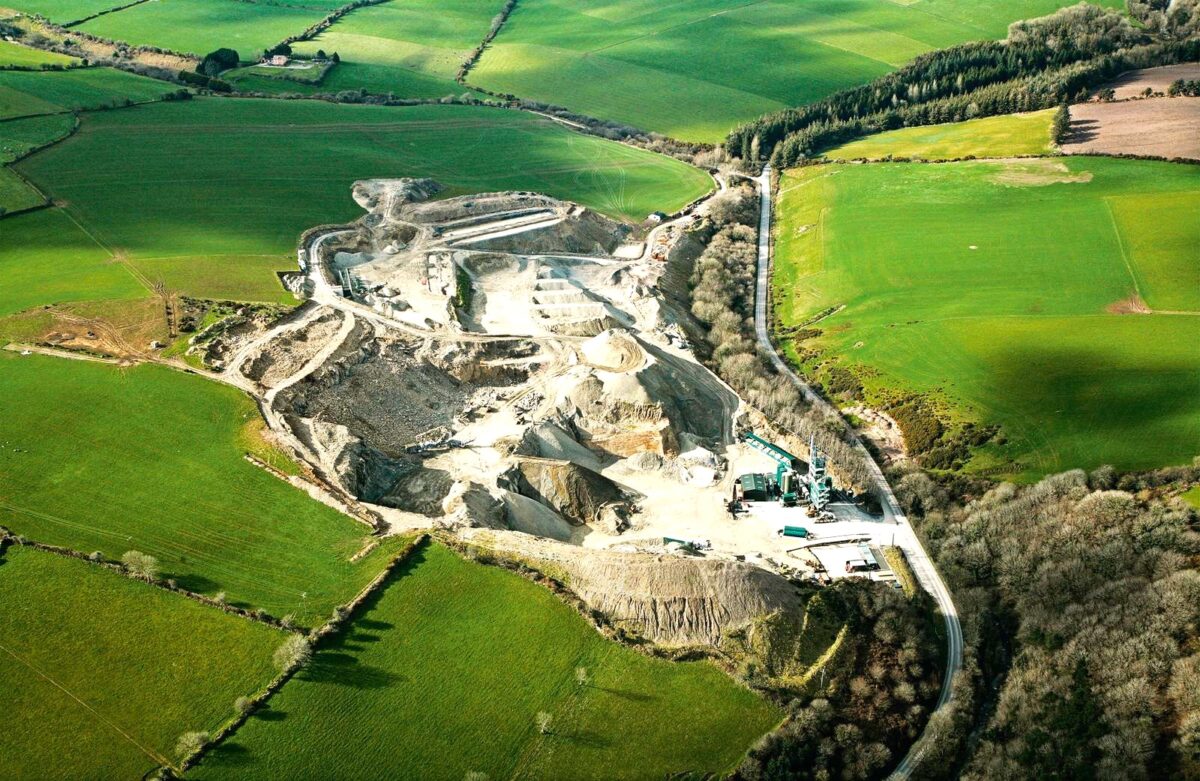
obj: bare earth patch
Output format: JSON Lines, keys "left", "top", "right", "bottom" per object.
{"left": 1064, "top": 99, "right": 1200, "bottom": 160}
{"left": 1103, "top": 63, "right": 1200, "bottom": 100}
{"left": 1106, "top": 294, "right": 1151, "bottom": 315}
{"left": 991, "top": 158, "right": 1093, "bottom": 186}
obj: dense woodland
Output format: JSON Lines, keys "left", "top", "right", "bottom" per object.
{"left": 896, "top": 466, "right": 1200, "bottom": 779}
{"left": 726, "top": 3, "right": 1200, "bottom": 166}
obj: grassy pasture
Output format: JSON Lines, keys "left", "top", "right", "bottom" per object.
{"left": 0, "top": 351, "right": 408, "bottom": 624}
{"left": 190, "top": 542, "right": 780, "bottom": 780}
{"left": 0, "top": 0, "right": 125, "bottom": 23}
{"left": 0, "top": 66, "right": 177, "bottom": 119}
{"left": 78, "top": 0, "right": 330, "bottom": 57}
{"left": 0, "top": 39, "right": 77, "bottom": 67}
{"left": 283, "top": 0, "right": 497, "bottom": 99}
{"left": 0, "top": 113, "right": 76, "bottom": 162}
{"left": 15, "top": 98, "right": 710, "bottom": 302}
{"left": 826, "top": 109, "right": 1056, "bottom": 160}
{"left": 0, "top": 208, "right": 146, "bottom": 315}
{"left": 0, "top": 544, "right": 281, "bottom": 780}
{"left": 774, "top": 157, "right": 1200, "bottom": 477}
{"left": 0, "top": 164, "right": 43, "bottom": 211}
{"left": 472, "top": 0, "right": 1111, "bottom": 141}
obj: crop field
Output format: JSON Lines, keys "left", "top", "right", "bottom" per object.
{"left": 774, "top": 156, "right": 1200, "bottom": 477}
{"left": 0, "top": 544, "right": 281, "bottom": 780}
{"left": 0, "top": 208, "right": 147, "bottom": 315}
{"left": 0, "top": 114, "right": 76, "bottom": 163}
{"left": 0, "top": 39, "right": 76, "bottom": 67}
{"left": 78, "top": 0, "right": 330, "bottom": 58}
{"left": 471, "top": 0, "right": 1108, "bottom": 141}
{"left": 190, "top": 542, "right": 780, "bottom": 780}
{"left": 0, "top": 351, "right": 410, "bottom": 624}
{"left": 826, "top": 109, "right": 1056, "bottom": 160}
{"left": 282, "top": 0, "right": 498, "bottom": 99}
{"left": 14, "top": 98, "right": 710, "bottom": 302}
{"left": 0, "top": 67, "right": 177, "bottom": 120}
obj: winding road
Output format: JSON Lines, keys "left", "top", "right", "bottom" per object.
{"left": 752, "top": 167, "right": 963, "bottom": 779}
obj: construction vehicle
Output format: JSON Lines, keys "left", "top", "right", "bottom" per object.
{"left": 778, "top": 526, "right": 810, "bottom": 539}
{"left": 663, "top": 536, "right": 712, "bottom": 552}
{"left": 741, "top": 432, "right": 804, "bottom": 506}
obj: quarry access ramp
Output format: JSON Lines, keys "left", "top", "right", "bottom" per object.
{"left": 752, "top": 166, "right": 963, "bottom": 780}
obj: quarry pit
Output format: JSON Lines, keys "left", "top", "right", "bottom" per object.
{"left": 215, "top": 178, "right": 895, "bottom": 646}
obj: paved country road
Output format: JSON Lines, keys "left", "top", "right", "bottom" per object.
{"left": 751, "top": 166, "right": 964, "bottom": 779}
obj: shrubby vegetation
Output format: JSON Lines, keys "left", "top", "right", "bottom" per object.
{"left": 727, "top": 3, "right": 1200, "bottom": 166}
{"left": 736, "top": 580, "right": 942, "bottom": 781}
{"left": 682, "top": 184, "right": 876, "bottom": 493}
{"left": 896, "top": 465, "right": 1200, "bottom": 779}
{"left": 1168, "top": 77, "right": 1200, "bottom": 95}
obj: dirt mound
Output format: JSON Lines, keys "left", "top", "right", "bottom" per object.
{"left": 554, "top": 332, "right": 736, "bottom": 457}
{"left": 460, "top": 530, "right": 804, "bottom": 646}
{"left": 514, "top": 421, "right": 605, "bottom": 470}
{"left": 242, "top": 311, "right": 344, "bottom": 387}
{"left": 469, "top": 207, "right": 629, "bottom": 255}
{"left": 402, "top": 191, "right": 560, "bottom": 224}
{"left": 501, "top": 457, "right": 636, "bottom": 533}
{"left": 580, "top": 329, "right": 647, "bottom": 372}
{"left": 1106, "top": 294, "right": 1152, "bottom": 314}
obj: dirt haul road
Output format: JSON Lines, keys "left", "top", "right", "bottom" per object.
{"left": 752, "top": 166, "right": 963, "bottom": 780}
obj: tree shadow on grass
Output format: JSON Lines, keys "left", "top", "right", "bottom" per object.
{"left": 553, "top": 729, "right": 611, "bottom": 749}
{"left": 169, "top": 572, "right": 220, "bottom": 593}
{"left": 201, "top": 741, "right": 254, "bottom": 768}
{"left": 300, "top": 651, "right": 400, "bottom": 689}
{"left": 252, "top": 706, "right": 288, "bottom": 722}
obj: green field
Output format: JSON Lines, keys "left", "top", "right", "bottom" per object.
{"left": 190, "top": 542, "right": 780, "bottom": 780}
{"left": 774, "top": 156, "right": 1200, "bottom": 477}
{"left": 0, "top": 66, "right": 177, "bottom": 120}
{"left": 472, "top": 0, "right": 1107, "bottom": 141}
{"left": 0, "top": 351, "right": 409, "bottom": 624}
{"left": 0, "top": 165, "right": 43, "bottom": 211}
{"left": 0, "top": 544, "right": 281, "bottom": 779}
{"left": 78, "top": 0, "right": 330, "bottom": 57}
{"left": 0, "top": 39, "right": 77, "bottom": 67}
{"left": 0, "top": 0, "right": 125, "bottom": 23}
{"left": 0, "top": 208, "right": 147, "bottom": 315}
{"left": 280, "top": 0, "right": 498, "bottom": 99}
{"left": 0, "top": 113, "right": 76, "bottom": 163}
{"left": 14, "top": 98, "right": 710, "bottom": 302}
{"left": 826, "top": 109, "right": 1056, "bottom": 160}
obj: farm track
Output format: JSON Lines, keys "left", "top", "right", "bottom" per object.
{"left": 752, "top": 167, "right": 962, "bottom": 780}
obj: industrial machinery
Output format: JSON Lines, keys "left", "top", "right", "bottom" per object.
{"left": 741, "top": 432, "right": 804, "bottom": 505}
{"left": 805, "top": 435, "right": 834, "bottom": 512}
{"left": 741, "top": 431, "right": 837, "bottom": 511}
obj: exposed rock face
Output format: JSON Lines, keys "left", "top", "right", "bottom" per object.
{"left": 285, "top": 416, "right": 413, "bottom": 503}
{"left": 501, "top": 457, "right": 635, "bottom": 533}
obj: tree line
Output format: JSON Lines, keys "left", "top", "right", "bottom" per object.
{"left": 725, "top": 3, "right": 1200, "bottom": 167}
